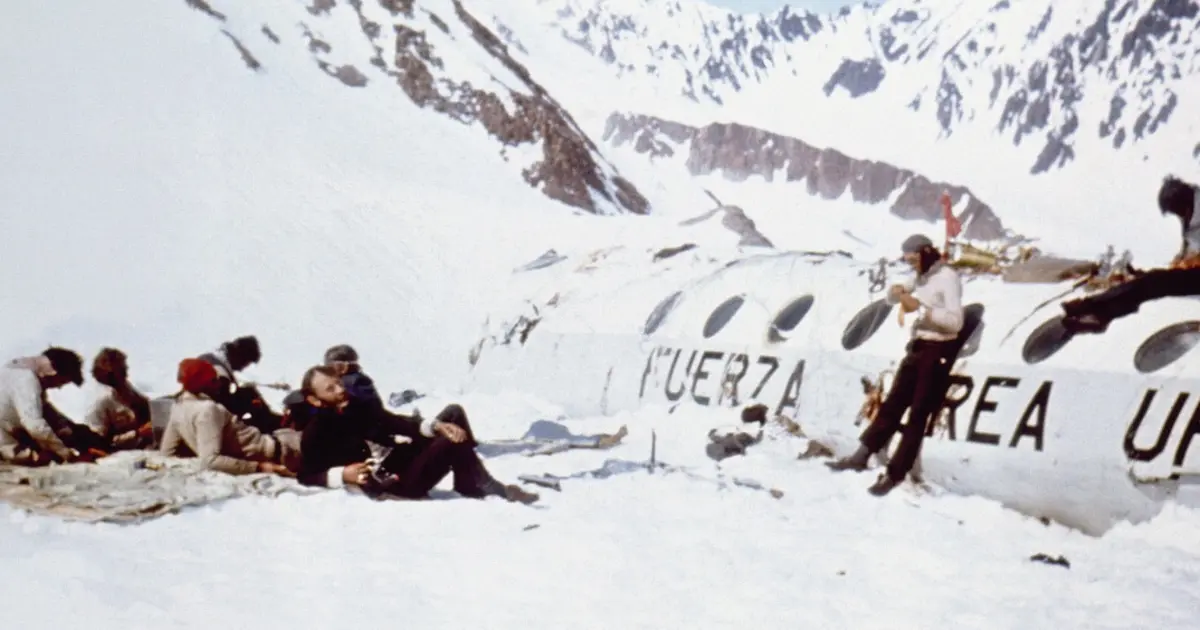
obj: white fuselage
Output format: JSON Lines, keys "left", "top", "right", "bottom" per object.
{"left": 468, "top": 248, "right": 1200, "bottom": 535}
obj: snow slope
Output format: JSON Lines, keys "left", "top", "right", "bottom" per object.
{"left": 2, "top": 394, "right": 1199, "bottom": 629}
{"left": 0, "top": 0, "right": 666, "bottom": 401}
{"left": 1, "top": 1, "right": 1198, "bottom": 628}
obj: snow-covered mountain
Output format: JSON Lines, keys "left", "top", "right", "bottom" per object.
{"left": 487, "top": 0, "right": 1200, "bottom": 184}
{"left": 0, "top": 0, "right": 685, "bottom": 393}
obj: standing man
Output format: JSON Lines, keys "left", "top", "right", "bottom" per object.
{"left": 826, "top": 234, "right": 965, "bottom": 496}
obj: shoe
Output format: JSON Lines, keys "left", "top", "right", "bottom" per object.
{"left": 867, "top": 473, "right": 900, "bottom": 497}
{"left": 502, "top": 483, "right": 539, "bottom": 505}
{"left": 824, "top": 445, "right": 870, "bottom": 472}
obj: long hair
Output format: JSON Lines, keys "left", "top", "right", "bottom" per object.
{"left": 1159, "top": 176, "right": 1196, "bottom": 224}
{"left": 917, "top": 245, "right": 942, "bottom": 274}
{"left": 91, "top": 347, "right": 127, "bottom": 386}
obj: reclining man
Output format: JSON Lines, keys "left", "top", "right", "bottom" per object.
{"left": 295, "top": 365, "right": 538, "bottom": 504}
{"left": 160, "top": 358, "right": 294, "bottom": 476}
{"left": 1062, "top": 176, "right": 1200, "bottom": 333}
{"left": 281, "top": 344, "right": 382, "bottom": 432}
{"left": 0, "top": 347, "right": 93, "bottom": 465}
{"left": 826, "top": 234, "right": 965, "bottom": 496}
{"left": 198, "top": 335, "right": 284, "bottom": 433}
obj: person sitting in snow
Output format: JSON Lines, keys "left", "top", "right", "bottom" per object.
{"left": 160, "top": 358, "right": 295, "bottom": 476}
{"left": 0, "top": 347, "right": 92, "bottom": 465}
{"left": 1061, "top": 176, "right": 1200, "bottom": 333}
{"left": 82, "top": 347, "right": 154, "bottom": 451}
{"left": 281, "top": 344, "right": 385, "bottom": 432}
{"left": 826, "top": 234, "right": 964, "bottom": 496}
{"left": 197, "top": 335, "right": 284, "bottom": 433}
{"left": 294, "top": 364, "right": 537, "bottom": 503}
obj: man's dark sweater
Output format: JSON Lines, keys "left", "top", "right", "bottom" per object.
{"left": 297, "top": 399, "right": 436, "bottom": 488}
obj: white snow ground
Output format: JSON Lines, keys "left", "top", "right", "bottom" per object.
{"left": 2, "top": 393, "right": 1199, "bottom": 629}
{"left": 1, "top": 1, "right": 1198, "bottom": 628}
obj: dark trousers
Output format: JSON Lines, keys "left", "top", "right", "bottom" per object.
{"left": 859, "top": 339, "right": 956, "bottom": 482}
{"left": 381, "top": 404, "right": 496, "bottom": 499}
{"left": 43, "top": 399, "right": 111, "bottom": 454}
{"left": 1066, "top": 267, "right": 1200, "bottom": 321}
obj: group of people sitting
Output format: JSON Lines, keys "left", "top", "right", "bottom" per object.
{"left": 0, "top": 338, "right": 538, "bottom": 504}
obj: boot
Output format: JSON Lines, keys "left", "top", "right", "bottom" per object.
{"left": 867, "top": 473, "right": 900, "bottom": 497}
{"left": 478, "top": 478, "right": 539, "bottom": 504}
{"left": 824, "top": 444, "right": 870, "bottom": 472}
{"left": 501, "top": 483, "right": 540, "bottom": 505}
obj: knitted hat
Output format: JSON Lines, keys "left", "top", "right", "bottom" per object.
{"left": 901, "top": 234, "right": 935, "bottom": 254}
{"left": 178, "top": 358, "right": 219, "bottom": 394}
{"left": 323, "top": 344, "right": 359, "bottom": 364}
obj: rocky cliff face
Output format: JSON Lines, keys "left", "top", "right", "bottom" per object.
{"left": 189, "top": 0, "right": 648, "bottom": 215}
{"left": 510, "top": 0, "right": 1200, "bottom": 176}
{"left": 604, "top": 112, "right": 1006, "bottom": 241}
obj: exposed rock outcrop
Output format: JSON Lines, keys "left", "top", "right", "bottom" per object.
{"left": 604, "top": 112, "right": 1006, "bottom": 241}
{"left": 187, "top": 0, "right": 648, "bottom": 215}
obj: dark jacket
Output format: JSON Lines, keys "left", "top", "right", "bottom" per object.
{"left": 282, "top": 370, "right": 383, "bottom": 433}
{"left": 297, "top": 399, "right": 434, "bottom": 488}
{"left": 342, "top": 370, "right": 383, "bottom": 409}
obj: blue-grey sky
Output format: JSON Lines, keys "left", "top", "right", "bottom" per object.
{"left": 708, "top": 0, "right": 858, "bottom": 14}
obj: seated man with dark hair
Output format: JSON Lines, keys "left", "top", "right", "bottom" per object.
{"left": 197, "top": 335, "right": 284, "bottom": 433}
{"left": 1, "top": 347, "right": 99, "bottom": 465}
{"left": 1062, "top": 176, "right": 1200, "bottom": 333}
{"left": 322, "top": 344, "right": 384, "bottom": 409}
{"left": 295, "top": 365, "right": 537, "bottom": 504}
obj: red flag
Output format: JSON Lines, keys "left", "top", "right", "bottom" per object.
{"left": 941, "top": 192, "right": 962, "bottom": 239}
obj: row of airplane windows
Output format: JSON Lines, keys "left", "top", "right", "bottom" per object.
{"left": 642, "top": 292, "right": 1200, "bottom": 374}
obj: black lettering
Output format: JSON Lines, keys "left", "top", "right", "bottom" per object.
{"left": 1009, "top": 381, "right": 1050, "bottom": 451}
{"left": 665, "top": 350, "right": 698, "bottom": 402}
{"left": 690, "top": 351, "right": 724, "bottom": 406}
{"left": 662, "top": 349, "right": 683, "bottom": 401}
{"left": 966, "top": 376, "right": 1019, "bottom": 446}
{"left": 774, "top": 360, "right": 805, "bottom": 417}
{"left": 638, "top": 346, "right": 659, "bottom": 399}
{"left": 1171, "top": 399, "right": 1200, "bottom": 468}
{"left": 929, "top": 374, "right": 973, "bottom": 440}
{"left": 718, "top": 354, "right": 750, "bottom": 406}
{"left": 1123, "top": 390, "right": 1189, "bottom": 461}
{"left": 749, "top": 356, "right": 780, "bottom": 399}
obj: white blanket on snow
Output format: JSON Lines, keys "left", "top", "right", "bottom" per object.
{"left": 0, "top": 451, "right": 325, "bottom": 524}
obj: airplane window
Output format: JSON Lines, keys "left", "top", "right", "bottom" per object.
{"left": 703, "top": 295, "right": 746, "bottom": 338}
{"left": 955, "top": 303, "right": 986, "bottom": 358}
{"left": 1022, "top": 315, "right": 1073, "bottom": 364}
{"left": 1133, "top": 321, "right": 1200, "bottom": 374}
{"left": 768, "top": 295, "right": 815, "bottom": 342}
{"left": 842, "top": 298, "right": 893, "bottom": 350}
{"left": 643, "top": 291, "right": 682, "bottom": 336}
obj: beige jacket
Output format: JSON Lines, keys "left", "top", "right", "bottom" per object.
{"left": 83, "top": 384, "right": 146, "bottom": 448}
{"left": 0, "top": 364, "right": 74, "bottom": 464}
{"left": 159, "top": 391, "right": 277, "bottom": 475}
